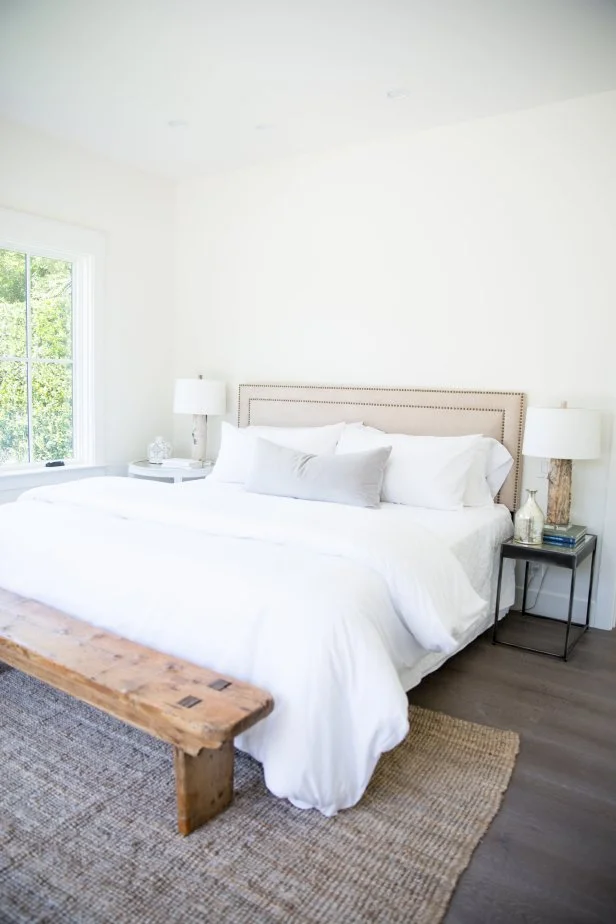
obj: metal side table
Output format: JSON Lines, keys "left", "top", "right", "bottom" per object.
{"left": 493, "top": 534, "right": 597, "bottom": 661}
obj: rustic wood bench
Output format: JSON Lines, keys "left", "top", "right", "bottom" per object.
{"left": 0, "top": 588, "right": 274, "bottom": 836}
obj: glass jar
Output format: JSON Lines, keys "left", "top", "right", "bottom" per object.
{"left": 147, "top": 436, "right": 172, "bottom": 464}
{"left": 514, "top": 489, "right": 545, "bottom": 545}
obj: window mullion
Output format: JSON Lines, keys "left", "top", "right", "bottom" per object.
{"left": 25, "top": 253, "right": 33, "bottom": 463}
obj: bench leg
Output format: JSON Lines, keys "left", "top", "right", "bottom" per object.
{"left": 173, "top": 740, "right": 234, "bottom": 836}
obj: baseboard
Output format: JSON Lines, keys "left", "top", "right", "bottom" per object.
{"left": 514, "top": 584, "right": 605, "bottom": 628}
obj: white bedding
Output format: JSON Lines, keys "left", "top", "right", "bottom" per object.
{"left": 0, "top": 477, "right": 512, "bottom": 816}
{"left": 382, "top": 504, "right": 515, "bottom": 690}
{"left": 391, "top": 503, "right": 515, "bottom": 608}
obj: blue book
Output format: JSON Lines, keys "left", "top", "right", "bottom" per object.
{"left": 542, "top": 535, "right": 585, "bottom": 548}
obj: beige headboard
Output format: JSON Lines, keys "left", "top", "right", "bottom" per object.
{"left": 238, "top": 384, "right": 526, "bottom": 510}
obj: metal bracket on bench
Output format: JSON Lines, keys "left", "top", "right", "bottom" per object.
{"left": 177, "top": 695, "right": 202, "bottom": 709}
{"left": 177, "top": 680, "right": 231, "bottom": 708}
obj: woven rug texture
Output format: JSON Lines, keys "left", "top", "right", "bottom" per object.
{"left": 0, "top": 664, "right": 519, "bottom": 924}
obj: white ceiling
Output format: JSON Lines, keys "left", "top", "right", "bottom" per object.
{"left": 1, "top": 0, "right": 616, "bottom": 180}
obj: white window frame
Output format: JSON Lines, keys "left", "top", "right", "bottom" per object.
{"left": 0, "top": 207, "right": 104, "bottom": 471}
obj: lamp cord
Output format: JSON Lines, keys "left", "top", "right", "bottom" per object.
{"left": 523, "top": 563, "right": 548, "bottom": 612}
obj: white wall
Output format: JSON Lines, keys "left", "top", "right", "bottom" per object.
{"left": 174, "top": 90, "right": 616, "bottom": 629}
{"left": 0, "top": 117, "right": 176, "bottom": 468}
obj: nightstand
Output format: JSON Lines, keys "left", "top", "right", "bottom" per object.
{"left": 128, "top": 460, "right": 213, "bottom": 483}
{"left": 493, "top": 534, "right": 597, "bottom": 661}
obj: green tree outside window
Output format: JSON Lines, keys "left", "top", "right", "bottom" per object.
{"left": 0, "top": 249, "right": 73, "bottom": 464}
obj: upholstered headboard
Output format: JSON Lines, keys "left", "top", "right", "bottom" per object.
{"left": 238, "top": 384, "right": 525, "bottom": 510}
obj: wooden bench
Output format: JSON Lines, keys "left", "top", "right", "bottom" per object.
{"left": 0, "top": 588, "right": 274, "bottom": 835}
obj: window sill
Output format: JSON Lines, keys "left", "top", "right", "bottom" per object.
{"left": 0, "top": 464, "right": 108, "bottom": 494}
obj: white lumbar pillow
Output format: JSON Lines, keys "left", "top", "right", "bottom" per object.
{"left": 209, "top": 421, "right": 346, "bottom": 484}
{"left": 336, "top": 425, "right": 481, "bottom": 510}
{"left": 245, "top": 438, "right": 392, "bottom": 507}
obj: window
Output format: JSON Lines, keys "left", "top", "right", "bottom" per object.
{"left": 1, "top": 249, "right": 74, "bottom": 463}
{"left": 0, "top": 208, "right": 101, "bottom": 469}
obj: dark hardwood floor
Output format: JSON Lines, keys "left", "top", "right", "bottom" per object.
{"left": 409, "top": 612, "right": 616, "bottom": 924}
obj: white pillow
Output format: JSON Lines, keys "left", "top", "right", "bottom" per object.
{"left": 464, "top": 438, "right": 514, "bottom": 506}
{"left": 485, "top": 439, "right": 515, "bottom": 497}
{"left": 336, "top": 425, "right": 481, "bottom": 510}
{"left": 209, "top": 421, "right": 346, "bottom": 484}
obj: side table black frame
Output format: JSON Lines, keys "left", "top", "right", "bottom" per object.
{"left": 493, "top": 534, "right": 597, "bottom": 661}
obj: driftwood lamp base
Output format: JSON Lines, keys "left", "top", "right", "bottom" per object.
{"left": 191, "top": 413, "right": 208, "bottom": 464}
{"left": 547, "top": 458, "right": 572, "bottom": 527}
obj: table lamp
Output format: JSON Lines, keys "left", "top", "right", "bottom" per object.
{"left": 522, "top": 405, "right": 600, "bottom": 528}
{"left": 173, "top": 376, "right": 226, "bottom": 465}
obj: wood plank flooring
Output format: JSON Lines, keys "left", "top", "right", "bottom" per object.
{"left": 409, "top": 612, "right": 616, "bottom": 924}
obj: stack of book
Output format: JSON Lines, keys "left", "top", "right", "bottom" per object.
{"left": 542, "top": 524, "right": 587, "bottom": 549}
{"left": 158, "top": 458, "right": 201, "bottom": 469}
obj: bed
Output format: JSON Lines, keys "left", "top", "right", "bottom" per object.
{"left": 0, "top": 384, "right": 524, "bottom": 818}
{"left": 236, "top": 384, "right": 523, "bottom": 690}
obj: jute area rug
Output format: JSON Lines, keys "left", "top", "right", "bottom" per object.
{"left": 0, "top": 664, "right": 519, "bottom": 924}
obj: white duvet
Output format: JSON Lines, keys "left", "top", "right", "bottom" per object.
{"left": 0, "top": 477, "right": 494, "bottom": 815}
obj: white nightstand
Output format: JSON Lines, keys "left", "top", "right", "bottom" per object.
{"left": 128, "top": 460, "right": 213, "bottom": 483}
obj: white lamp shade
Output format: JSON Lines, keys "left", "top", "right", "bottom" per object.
{"left": 173, "top": 378, "right": 226, "bottom": 416}
{"left": 522, "top": 407, "right": 600, "bottom": 460}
